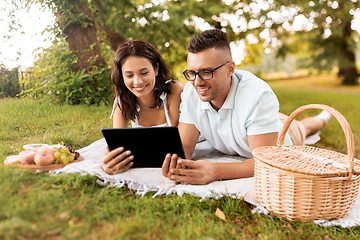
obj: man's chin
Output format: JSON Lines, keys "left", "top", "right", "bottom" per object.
{"left": 199, "top": 95, "right": 212, "bottom": 102}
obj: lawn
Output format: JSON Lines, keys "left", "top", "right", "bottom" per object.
{"left": 1, "top": 75, "right": 360, "bottom": 239}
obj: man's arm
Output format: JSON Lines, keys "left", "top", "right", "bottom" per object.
{"left": 167, "top": 81, "right": 184, "bottom": 126}
{"left": 167, "top": 132, "right": 278, "bottom": 185}
{"left": 178, "top": 122, "right": 200, "bottom": 159}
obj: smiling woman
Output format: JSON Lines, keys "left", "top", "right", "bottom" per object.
{"left": 111, "top": 40, "right": 184, "bottom": 128}
{"left": 0, "top": 2, "right": 55, "bottom": 69}
{"left": 102, "top": 39, "right": 184, "bottom": 175}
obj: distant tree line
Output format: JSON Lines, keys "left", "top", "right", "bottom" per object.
{"left": 0, "top": 69, "right": 34, "bottom": 98}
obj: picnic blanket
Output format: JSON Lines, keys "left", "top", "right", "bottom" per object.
{"left": 52, "top": 137, "right": 360, "bottom": 228}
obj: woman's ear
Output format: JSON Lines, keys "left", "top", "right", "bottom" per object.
{"left": 155, "top": 63, "right": 159, "bottom": 76}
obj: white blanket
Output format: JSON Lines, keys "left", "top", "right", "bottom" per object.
{"left": 52, "top": 138, "right": 360, "bottom": 228}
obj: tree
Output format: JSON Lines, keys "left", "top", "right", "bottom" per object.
{"left": 3, "top": 0, "right": 231, "bottom": 104}
{"left": 5, "top": 0, "right": 360, "bottom": 86}
{"left": 226, "top": 0, "right": 360, "bottom": 85}
{"left": 31, "top": 0, "right": 231, "bottom": 74}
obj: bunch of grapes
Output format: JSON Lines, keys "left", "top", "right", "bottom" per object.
{"left": 65, "top": 144, "right": 80, "bottom": 160}
{"left": 54, "top": 145, "right": 79, "bottom": 165}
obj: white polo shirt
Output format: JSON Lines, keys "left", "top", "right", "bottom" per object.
{"left": 179, "top": 70, "right": 292, "bottom": 159}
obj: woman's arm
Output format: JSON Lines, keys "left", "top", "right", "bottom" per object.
{"left": 112, "top": 103, "right": 129, "bottom": 128}
{"left": 103, "top": 102, "right": 133, "bottom": 175}
{"left": 167, "top": 81, "right": 184, "bottom": 126}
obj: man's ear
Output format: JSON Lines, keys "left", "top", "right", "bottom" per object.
{"left": 228, "top": 61, "right": 235, "bottom": 77}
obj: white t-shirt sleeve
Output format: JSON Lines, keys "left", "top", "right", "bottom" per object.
{"left": 245, "top": 88, "right": 280, "bottom": 135}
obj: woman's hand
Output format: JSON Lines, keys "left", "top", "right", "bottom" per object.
{"left": 102, "top": 146, "right": 134, "bottom": 175}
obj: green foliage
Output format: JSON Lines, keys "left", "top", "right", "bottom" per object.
{"left": 8, "top": 0, "right": 231, "bottom": 97}
{"left": 34, "top": 0, "right": 102, "bottom": 29}
{"left": 5, "top": 0, "right": 360, "bottom": 86}
{"left": 21, "top": 42, "right": 113, "bottom": 105}
{"left": 41, "top": 0, "right": 230, "bottom": 77}
{"left": 100, "top": 0, "right": 231, "bottom": 77}
{"left": 228, "top": 0, "right": 360, "bottom": 85}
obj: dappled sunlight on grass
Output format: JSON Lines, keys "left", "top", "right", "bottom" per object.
{"left": 268, "top": 74, "right": 360, "bottom": 94}
{"left": 271, "top": 80, "right": 360, "bottom": 159}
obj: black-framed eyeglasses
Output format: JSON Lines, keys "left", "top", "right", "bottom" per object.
{"left": 182, "top": 61, "right": 230, "bottom": 81}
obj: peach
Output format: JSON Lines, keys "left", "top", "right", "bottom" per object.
{"left": 4, "top": 155, "right": 20, "bottom": 165}
{"left": 37, "top": 146, "right": 55, "bottom": 155}
{"left": 19, "top": 151, "right": 37, "bottom": 164}
{"left": 34, "top": 153, "right": 55, "bottom": 166}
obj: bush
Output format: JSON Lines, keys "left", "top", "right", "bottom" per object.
{"left": 21, "top": 41, "right": 113, "bottom": 105}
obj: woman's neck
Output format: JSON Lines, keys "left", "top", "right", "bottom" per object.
{"left": 136, "top": 92, "right": 156, "bottom": 108}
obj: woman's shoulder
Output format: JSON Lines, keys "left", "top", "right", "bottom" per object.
{"left": 168, "top": 80, "right": 184, "bottom": 95}
{"left": 165, "top": 80, "right": 184, "bottom": 105}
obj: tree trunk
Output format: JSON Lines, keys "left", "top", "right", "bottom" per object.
{"left": 98, "top": 23, "right": 127, "bottom": 52}
{"left": 64, "top": 23, "right": 107, "bottom": 72}
{"left": 337, "top": 4, "right": 359, "bottom": 85}
{"left": 55, "top": 0, "right": 107, "bottom": 72}
{"left": 338, "top": 35, "right": 359, "bottom": 85}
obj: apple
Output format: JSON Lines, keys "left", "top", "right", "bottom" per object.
{"left": 37, "top": 146, "right": 55, "bottom": 155}
{"left": 19, "top": 151, "right": 37, "bottom": 164}
{"left": 34, "top": 153, "right": 55, "bottom": 166}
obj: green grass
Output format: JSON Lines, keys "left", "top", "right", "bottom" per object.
{"left": 1, "top": 76, "right": 360, "bottom": 239}
{"left": 0, "top": 98, "right": 112, "bottom": 155}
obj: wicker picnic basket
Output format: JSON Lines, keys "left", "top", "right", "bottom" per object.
{"left": 252, "top": 104, "right": 360, "bottom": 221}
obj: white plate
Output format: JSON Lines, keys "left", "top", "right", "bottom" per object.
{"left": 49, "top": 144, "right": 66, "bottom": 150}
{"left": 23, "top": 144, "right": 49, "bottom": 150}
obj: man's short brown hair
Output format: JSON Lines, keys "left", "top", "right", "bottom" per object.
{"left": 186, "top": 29, "right": 230, "bottom": 53}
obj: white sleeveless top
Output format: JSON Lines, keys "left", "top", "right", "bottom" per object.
{"left": 110, "top": 81, "right": 172, "bottom": 127}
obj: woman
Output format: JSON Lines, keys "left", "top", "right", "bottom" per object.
{"left": 102, "top": 40, "right": 184, "bottom": 175}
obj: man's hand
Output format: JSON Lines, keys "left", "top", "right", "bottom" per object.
{"left": 162, "top": 154, "right": 216, "bottom": 185}
{"left": 162, "top": 153, "right": 182, "bottom": 179}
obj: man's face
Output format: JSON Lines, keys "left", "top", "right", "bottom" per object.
{"left": 186, "top": 48, "right": 232, "bottom": 110}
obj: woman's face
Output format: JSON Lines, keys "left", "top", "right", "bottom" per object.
{"left": 121, "top": 56, "right": 158, "bottom": 99}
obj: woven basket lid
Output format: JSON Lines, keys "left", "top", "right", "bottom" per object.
{"left": 252, "top": 104, "right": 360, "bottom": 177}
{"left": 253, "top": 145, "right": 360, "bottom": 176}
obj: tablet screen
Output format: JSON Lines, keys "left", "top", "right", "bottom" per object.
{"left": 101, "top": 127, "right": 185, "bottom": 168}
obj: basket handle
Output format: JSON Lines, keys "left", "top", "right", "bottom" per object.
{"left": 277, "top": 104, "right": 355, "bottom": 177}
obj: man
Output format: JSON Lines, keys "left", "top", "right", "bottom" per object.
{"left": 162, "top": 29, "right": 330, "bottom": 185}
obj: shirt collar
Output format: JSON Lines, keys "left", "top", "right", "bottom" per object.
{"left": 200, "top": 71, "right": 241, "bottom": 111}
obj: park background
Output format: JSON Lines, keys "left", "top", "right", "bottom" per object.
{"left": 1, "top": 0, "right": 360, "bottom": 239}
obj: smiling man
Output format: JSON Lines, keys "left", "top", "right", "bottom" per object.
{"left": 162, "top": 29, "right": 330, "bottom": 185}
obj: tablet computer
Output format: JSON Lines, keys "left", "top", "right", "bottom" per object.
{"left": 101, "top": 127, "right": 185, "bottom": 168}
